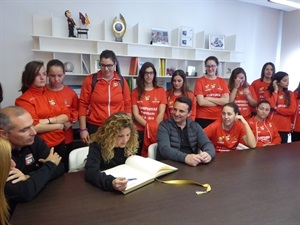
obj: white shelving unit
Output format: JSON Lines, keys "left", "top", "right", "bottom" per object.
{"left": 31, "top": 15, "right": 244, "bottom": 90}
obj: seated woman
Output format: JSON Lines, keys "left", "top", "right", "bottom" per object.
{"left": 247, "top": 100, "right": 281, "bottom": 147}
{"left": 85, "top": 112, "right": 139, "bottom": 192}
{"left": 204, "top": 102, "right": 256, "bottom": 152}
{"left": 0, "top": 138, "right": 12, "bottom": 225}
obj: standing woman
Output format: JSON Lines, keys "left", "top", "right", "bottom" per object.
{"left": 264, "top": 71, "right": 296, "bottom": 143}
{"left": 291, "top": 82, "right": 300, "bottom": 142}
{"left": 15, "top": 61, "right": 70, "bottom": 164}
{"left": 228, "top": 67, "right": 257, "bottom": 119}
{"left": 85, "top": 112, "right": 139, "bottom": 192}
{"left": 131, "top": 62, "right": 167, "bottom": 156}
{"left": 79, "top": 50, "right": 131, "bottom": 145}
{"left": 165, "top": 69, "right": 196, "bottom": 120}
{"left": 204, "top": 103, "right": 256, "bottom": 152}
{"left": 46, "top": 59, "right": 79, "bottom": 171}
{"left": 247, "top": 100, "right": 281, "bottom": 147}
{"left": 194, "top": 56, "right": 229, "bottom": 128}
{"left": 0, "top": 138, "right": 12, "bottom": 225}
{"left": 251, "top": 62, "right": 275, "bottom": 101}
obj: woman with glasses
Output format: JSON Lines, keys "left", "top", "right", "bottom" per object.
{"left": 165, "top": 69, "right": 196, "bottom": 120}
{"left": 194, "top": 56, "right": 229, "bottom": 128}
{"left": 79, "top": 50, "right": 132, "bottom": 144}
{"left": 131, "top": 62, "right": 167, "bottom": 156}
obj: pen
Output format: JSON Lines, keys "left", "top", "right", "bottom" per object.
{"left": 128, "top": 178, "right": 137, "bottom": 181}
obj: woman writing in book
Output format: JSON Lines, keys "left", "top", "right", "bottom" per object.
{"left": 85, "top": 112, "right": 139, "bottom": 192}
{"left": 204, "top": 103, "right": 256, "bottom": 152}
{"left": 165, "top": 69, "right": 196, "bottom": 120}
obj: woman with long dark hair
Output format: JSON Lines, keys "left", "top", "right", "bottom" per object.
{"left": 264, "top": 71, "right": 296, "bottom": 143}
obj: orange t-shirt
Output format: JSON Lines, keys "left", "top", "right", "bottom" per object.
{"left": 231, "top": 86, "right": 257, "bottom": 119}
{"left": 264, "top": 90, "right": 296, "bottom": 132}
{"left": 15, "top": 86, "right": 70, "bottom": 147}
{"left": 204, "top": 119, "right": 246, "bottom": 152}
{"left": 194, "top": 76, "right": 229, "bottom": 120}
{"left": 47, "top": 86, "right": 79, "bottom": 144}
{"left": 251, "top": 79, "right": 270, "bottom": 101}
{"left": 131, "top": 87, "right": 167, "bottom": 131}
{"left": 165, "top": 90, "right": 196, "bottom": 120}
{"left": 292, "top": 92, "right": 300, "bottom": 132}
{"left": 247, "top": 117, "right": 281, "bottom": 147}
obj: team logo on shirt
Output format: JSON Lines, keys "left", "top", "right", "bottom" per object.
{"left": 259, "top": 126, "right": 265, "bottom": 130}
{"left": 25, "top": 153, "right": 35, "bottom": 166}
{"left": 48, "top": 99, "right": 56, "bottom": 105}
{"left": 145, "top": 95, "right": 150, "bottom": 101}
{"left": 113, "top": 81, "right": 119, "bottom": 87}
{"left": 268, "top": 123, "right": 272, "bottom": 127}
{"left": 279, "top": 95, "right": 284, "bottom": 99}
{"left": 211, "top": 84, "right": 216, "bottom": 89}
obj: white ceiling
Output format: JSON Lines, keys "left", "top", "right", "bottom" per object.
{"left": 239, "top": 0, "right": 300, "bottom": 11}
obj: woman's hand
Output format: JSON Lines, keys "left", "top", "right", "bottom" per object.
{"left": 272, "top": 80, "right": 279, "bottom": 92}
{"left": 112, "top": 177, "right": 128, "bottom": 191}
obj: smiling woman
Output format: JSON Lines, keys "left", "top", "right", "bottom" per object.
{"left": 204, "top": 102, "right": 256, "bottom": 152}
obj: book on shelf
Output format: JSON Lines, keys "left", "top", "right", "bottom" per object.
{"left": 103, "top": 155, "right": 178, "bottom": 194}
{"left": 128, "top": 57, "right": 138, "bottom": 75}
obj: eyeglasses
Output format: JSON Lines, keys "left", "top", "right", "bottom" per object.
{"left": 205, "top": 65, "right": 217, "bottom": 69}
{"left": 144, "top": 71, "right": 154, "bottom": 76}
{"left": 100, "top": 64, "right": 114, "bottom": 69}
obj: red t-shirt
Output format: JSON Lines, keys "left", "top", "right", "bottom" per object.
{"left": 251, "top": 79, "right": 270, "bottom": 101}
{"left": 131, "top": 87, "right": 167, "bottom": 131}
{"left": 165, "top": 90, "right": 196, "bottom": 120}
{"left": 204, "top": 119, "right": 246, "bottom": 152}
{"left": 264, "top": 90, "right": 296, "bottom": 132}
{"left": 232, "top": 86, "right": 257, "bottom": 119}
{"left": 292, "top": 92, "right": 300, "bottom": 132}
{"left": 247, "top": 117, "right": 281, "bottom": 147}
{"left": 194, "top": 76, "right": 229, "bottom": 120}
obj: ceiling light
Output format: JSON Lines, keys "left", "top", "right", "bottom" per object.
{"left": 268, "top": 0, "right": 300, "bottom": 9}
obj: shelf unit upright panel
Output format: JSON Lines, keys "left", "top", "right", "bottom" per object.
{"left": 53, "top": 52, "right": 83, "bottom": 75}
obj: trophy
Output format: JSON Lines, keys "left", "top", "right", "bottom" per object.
{"left": 112, "top": 13, "right": 126, "bottom": 42}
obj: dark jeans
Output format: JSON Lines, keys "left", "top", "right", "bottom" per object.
{"left": 87, "top": 122, "right": 100, "bottom": 136}
{"left": 279, "top": 132, "right": 289, "bottom": 144}
{"left": 195, "top": 118, "right": 215, "bottom": 129}
{"left": 53, "top": 141, "right": 67, "bottom": 172}
{"left": 291, "top": 132, "right": 300, "bottom": 142}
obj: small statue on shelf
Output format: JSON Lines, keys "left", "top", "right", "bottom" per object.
{"left": 65, "top": 10, "right": 76, "bottom": 38}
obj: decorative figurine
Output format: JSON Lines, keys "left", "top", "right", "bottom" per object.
{"left": 65, "top": 10, "right": 76, "bottom": 38}
{"left": 112, "top": 13, "right": 126, "bottom": 42}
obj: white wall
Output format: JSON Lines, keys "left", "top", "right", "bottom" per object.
{"left": 0, "top": 0, "right": 294, "bottom": 107}
{"left": 281, "top": 9, "right": 300, "bottom": 91}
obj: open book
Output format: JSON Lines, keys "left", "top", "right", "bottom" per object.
{"left": 103, "top": 155, "right": 178, "bottom": 194}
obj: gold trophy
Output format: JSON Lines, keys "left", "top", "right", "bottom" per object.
{"left": 112, "top": 13, "right": 126, "bottom": 42}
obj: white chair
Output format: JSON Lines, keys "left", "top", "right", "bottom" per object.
{"left": 68, "top": 146, "right": 89, "bottom": 172}
{"left": 148, "top": 143, "right": 158, "bottom": 160}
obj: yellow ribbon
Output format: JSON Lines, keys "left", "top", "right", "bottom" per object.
{"left": 156, "top": 179, "right": 211, "bottom": 195}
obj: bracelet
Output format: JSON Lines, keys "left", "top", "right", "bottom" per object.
{"left": 79, "top": 128, "right": 88, "bottom": 133}
{"left": 47, "top": 118, "right": 51, "bottom": 124}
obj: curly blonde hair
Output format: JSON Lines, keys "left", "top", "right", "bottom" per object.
{"left": 90, "top": 112, "right": 139, "bottom": 162}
